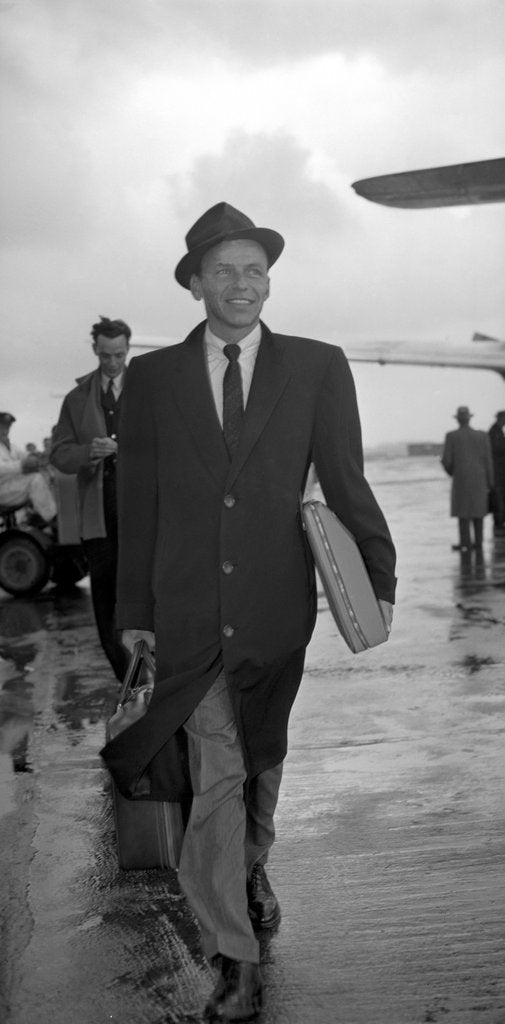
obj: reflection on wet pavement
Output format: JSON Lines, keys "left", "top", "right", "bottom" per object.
{"left": 1, "top": 460, "right": 505, "bottom": 1023}
{"left": 0, "top": 602, "right": 44, "bottom": 781}
{"left": 450, "top": 536, "right": 505, "bottom": 644}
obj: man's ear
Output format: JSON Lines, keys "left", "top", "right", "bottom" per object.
{"left": 265, "top": 276, "right": 270, "bottom": 301}
{"left": 190, "top": 275, "right": 203, "bottom": 301}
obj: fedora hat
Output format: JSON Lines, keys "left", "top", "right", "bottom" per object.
{"left": 454, "top": 406, "right": 473, "bottom": 418}
{"left": 175, "top": 202, "right": 285, "bottom": 289}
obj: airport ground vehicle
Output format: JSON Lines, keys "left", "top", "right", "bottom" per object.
{"left": 0, "top": 471, "right": 87, "bottom": 597}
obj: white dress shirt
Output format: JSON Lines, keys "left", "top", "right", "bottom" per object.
{"left": 203, "top": 323, "right": 261, "bottom": 427}
{"left": 101, "top": 370, "right": 125, "bottom": 399}
{"left": 0, "top": 440, "right": 23, "bottom": 480}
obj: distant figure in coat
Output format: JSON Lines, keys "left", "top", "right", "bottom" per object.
{"left": 441, "top": 405, "right": 493, "bottom": 552}
{"left": 50, "top": 316, "right": 131, "bottom": 681}
{"left": 488, "top": 410, "right": 505, "bottom": 532}
{"left": 102, "top": 202, "right": 397, "bottom": 1021}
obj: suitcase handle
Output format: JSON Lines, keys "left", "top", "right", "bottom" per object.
{"left": 117, "top": 640, "right": 156, "bottom": 707}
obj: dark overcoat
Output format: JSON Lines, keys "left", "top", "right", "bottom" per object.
{"left": 441, "top": 426, "right": 493, "bottom": 518}
{"left": 489, "top": 422, "right": 505, "bottom": 482}
{"left": 101, "top": 322, "right": 396, "bottom": 798}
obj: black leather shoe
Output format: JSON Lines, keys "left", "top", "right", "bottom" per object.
{"left": 204, "top": 958, "right": 262, "bottom": 1021}
{"left": 247, "top": 864, "right": 281, "bottom": 930}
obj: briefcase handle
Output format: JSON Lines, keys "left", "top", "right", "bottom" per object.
{"left": 117, "top": 639, "right": 156, "bottom": 707}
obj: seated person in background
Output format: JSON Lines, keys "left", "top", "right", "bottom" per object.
{"left": 0, "top": 412, "right": 57, "bottom": 525}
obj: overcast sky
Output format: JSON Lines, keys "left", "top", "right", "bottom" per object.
{"left": 1, "top": 0, "right": 504, "bottom": 449}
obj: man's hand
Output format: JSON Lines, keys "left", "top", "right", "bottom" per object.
{"left": 89, "top": 436, "right": 118, "bottom": 464}
{"left": 379, "top": 599, "right": 393, "bottom": 635}
{"left": 121, "top": 629, "right": 156, "bottom": 656}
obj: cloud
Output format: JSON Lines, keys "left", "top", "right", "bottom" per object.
{"left": 87, "top": 0, "right": 505, "bottom": 74}
{"left": 1, "top": 0, "right": 504, "bottom": 449}
{"left": 167, "top": 128, "right": 346, "bottom": 234}
{"left": 35, "top": 0, "right": 505, "bottom": 72}
{"left": 4, "top": 0, "right": 504, "bottom": 83}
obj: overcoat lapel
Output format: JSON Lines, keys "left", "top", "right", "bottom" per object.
{"left": 169, "top": 324, "right": 230, "bottom": 487}
{"left": 226, "top": 326, "right": 291, "bottom": 487}
{"left": 79, "top": 370, "right": 107, "bottom": 441}
{"left": 166, "top": 323, "right": 291, "bottom": 489}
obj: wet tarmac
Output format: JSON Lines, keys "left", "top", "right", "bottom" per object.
{"left": 1, "top": 456, "right": 505, "bottom": 1024}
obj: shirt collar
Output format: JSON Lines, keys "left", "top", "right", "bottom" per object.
{"left": 101, "top": 369, "right": 125, "bottom": 392}
{"left": 204, "top": 322, "right": 262, "bottom": 355}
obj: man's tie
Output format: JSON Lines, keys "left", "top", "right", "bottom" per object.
{"left": 103, "top": 378, "right": 117, "bottom": 409}
{"left": 223, "top": 344, "right": 244, "bottom": 458}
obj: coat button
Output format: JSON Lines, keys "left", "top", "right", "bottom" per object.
{"left": 222, "top": 624, "right": 235, "bottom": 638}
{"left": 222, "top": 561, "right": 234, "bottom": 575}
{"left": 224, "top": 494, "right": 235, "bottom": 508}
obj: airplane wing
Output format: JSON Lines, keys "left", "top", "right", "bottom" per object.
{"left": 130, "top": 336, "right": 175, "bottom": 350}
{"left": 344, "top": 338, "right": 505, "bottom": 380}
{"left": 129, "top": 335, "right": 505, "bottom": 382}
{"left": 351, "top": 158, "right": 505, "bottom": 208}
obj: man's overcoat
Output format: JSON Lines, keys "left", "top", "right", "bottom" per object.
{"left": 51, "top": 370, "right": 111, "bottom": 539}
{"left": 441, "top": 425, "right": 493, "bottom": 517}
{"left": 489, "top": 422, "right": 505, "bottom": 492}
{"left": 102, "top": 322, "right": 396, "bottom": 799}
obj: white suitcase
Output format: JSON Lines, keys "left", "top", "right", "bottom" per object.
{"left": 302, "top": 500, "right": 388, "bottom": 653}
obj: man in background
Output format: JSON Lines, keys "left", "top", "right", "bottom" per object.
{"left": 51, "top": 316, "right": 130, "bottom": 682}
{"left": 0, "top": 412, "right": 56, "bottom": 525}
{"left": 442, "top": 405, "right": 494, "bottom": 552}
{"left": 488, "top": 410, "right": 505, "bottom": 533}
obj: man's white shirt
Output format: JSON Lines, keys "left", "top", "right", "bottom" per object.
{"left": 204, "top": 323, "right": 261, "bottom": 427}
{"left": 101, "top": 370, "right": 126, "bottom": 399}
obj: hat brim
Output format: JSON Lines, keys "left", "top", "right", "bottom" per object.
{"left": 175, "top": 227, "right": 285, "bottom": 289}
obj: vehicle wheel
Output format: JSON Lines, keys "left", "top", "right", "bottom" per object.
{"left": 0, "top": 535, "right": 50, "bottom": 596}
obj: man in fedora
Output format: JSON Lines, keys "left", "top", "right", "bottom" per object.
{"left": 441, "top": 405, "right": 494, "bottom": 552}
{"left": 105, "top": 203, "right": 396, "bottom": 1021}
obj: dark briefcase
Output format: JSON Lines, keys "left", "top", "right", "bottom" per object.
{"left": 106, "top": 640, "right": 185, "bottom": 870}
{"left": 302, "top": 499, "right": 389, "bottom": 653}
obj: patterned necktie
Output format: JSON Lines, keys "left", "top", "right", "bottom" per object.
{"left": 223, "top": 344, "right": 244, "bottom": 457}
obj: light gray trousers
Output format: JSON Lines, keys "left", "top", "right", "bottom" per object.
{"left": 178, "top": 671, "right": 283, "bottom": 963}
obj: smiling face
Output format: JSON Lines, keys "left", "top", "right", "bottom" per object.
{"left": 189, "top": 238, "right": 270, "bottom": 342}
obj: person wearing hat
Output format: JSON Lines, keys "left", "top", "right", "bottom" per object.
{"left": 103, "top": 203, "right": 396, "bottom": 1021}
{"left": 441, "top": 405, "right": 494, "bottom": 552}
{"left": 0, "top": 412, "right": 57, "bottom": 524}
{"left": 488, "top": 410, "right": 505, "bottom": 532}
{"left": 50, "top": 316, "right": 131, "bottom": 682}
